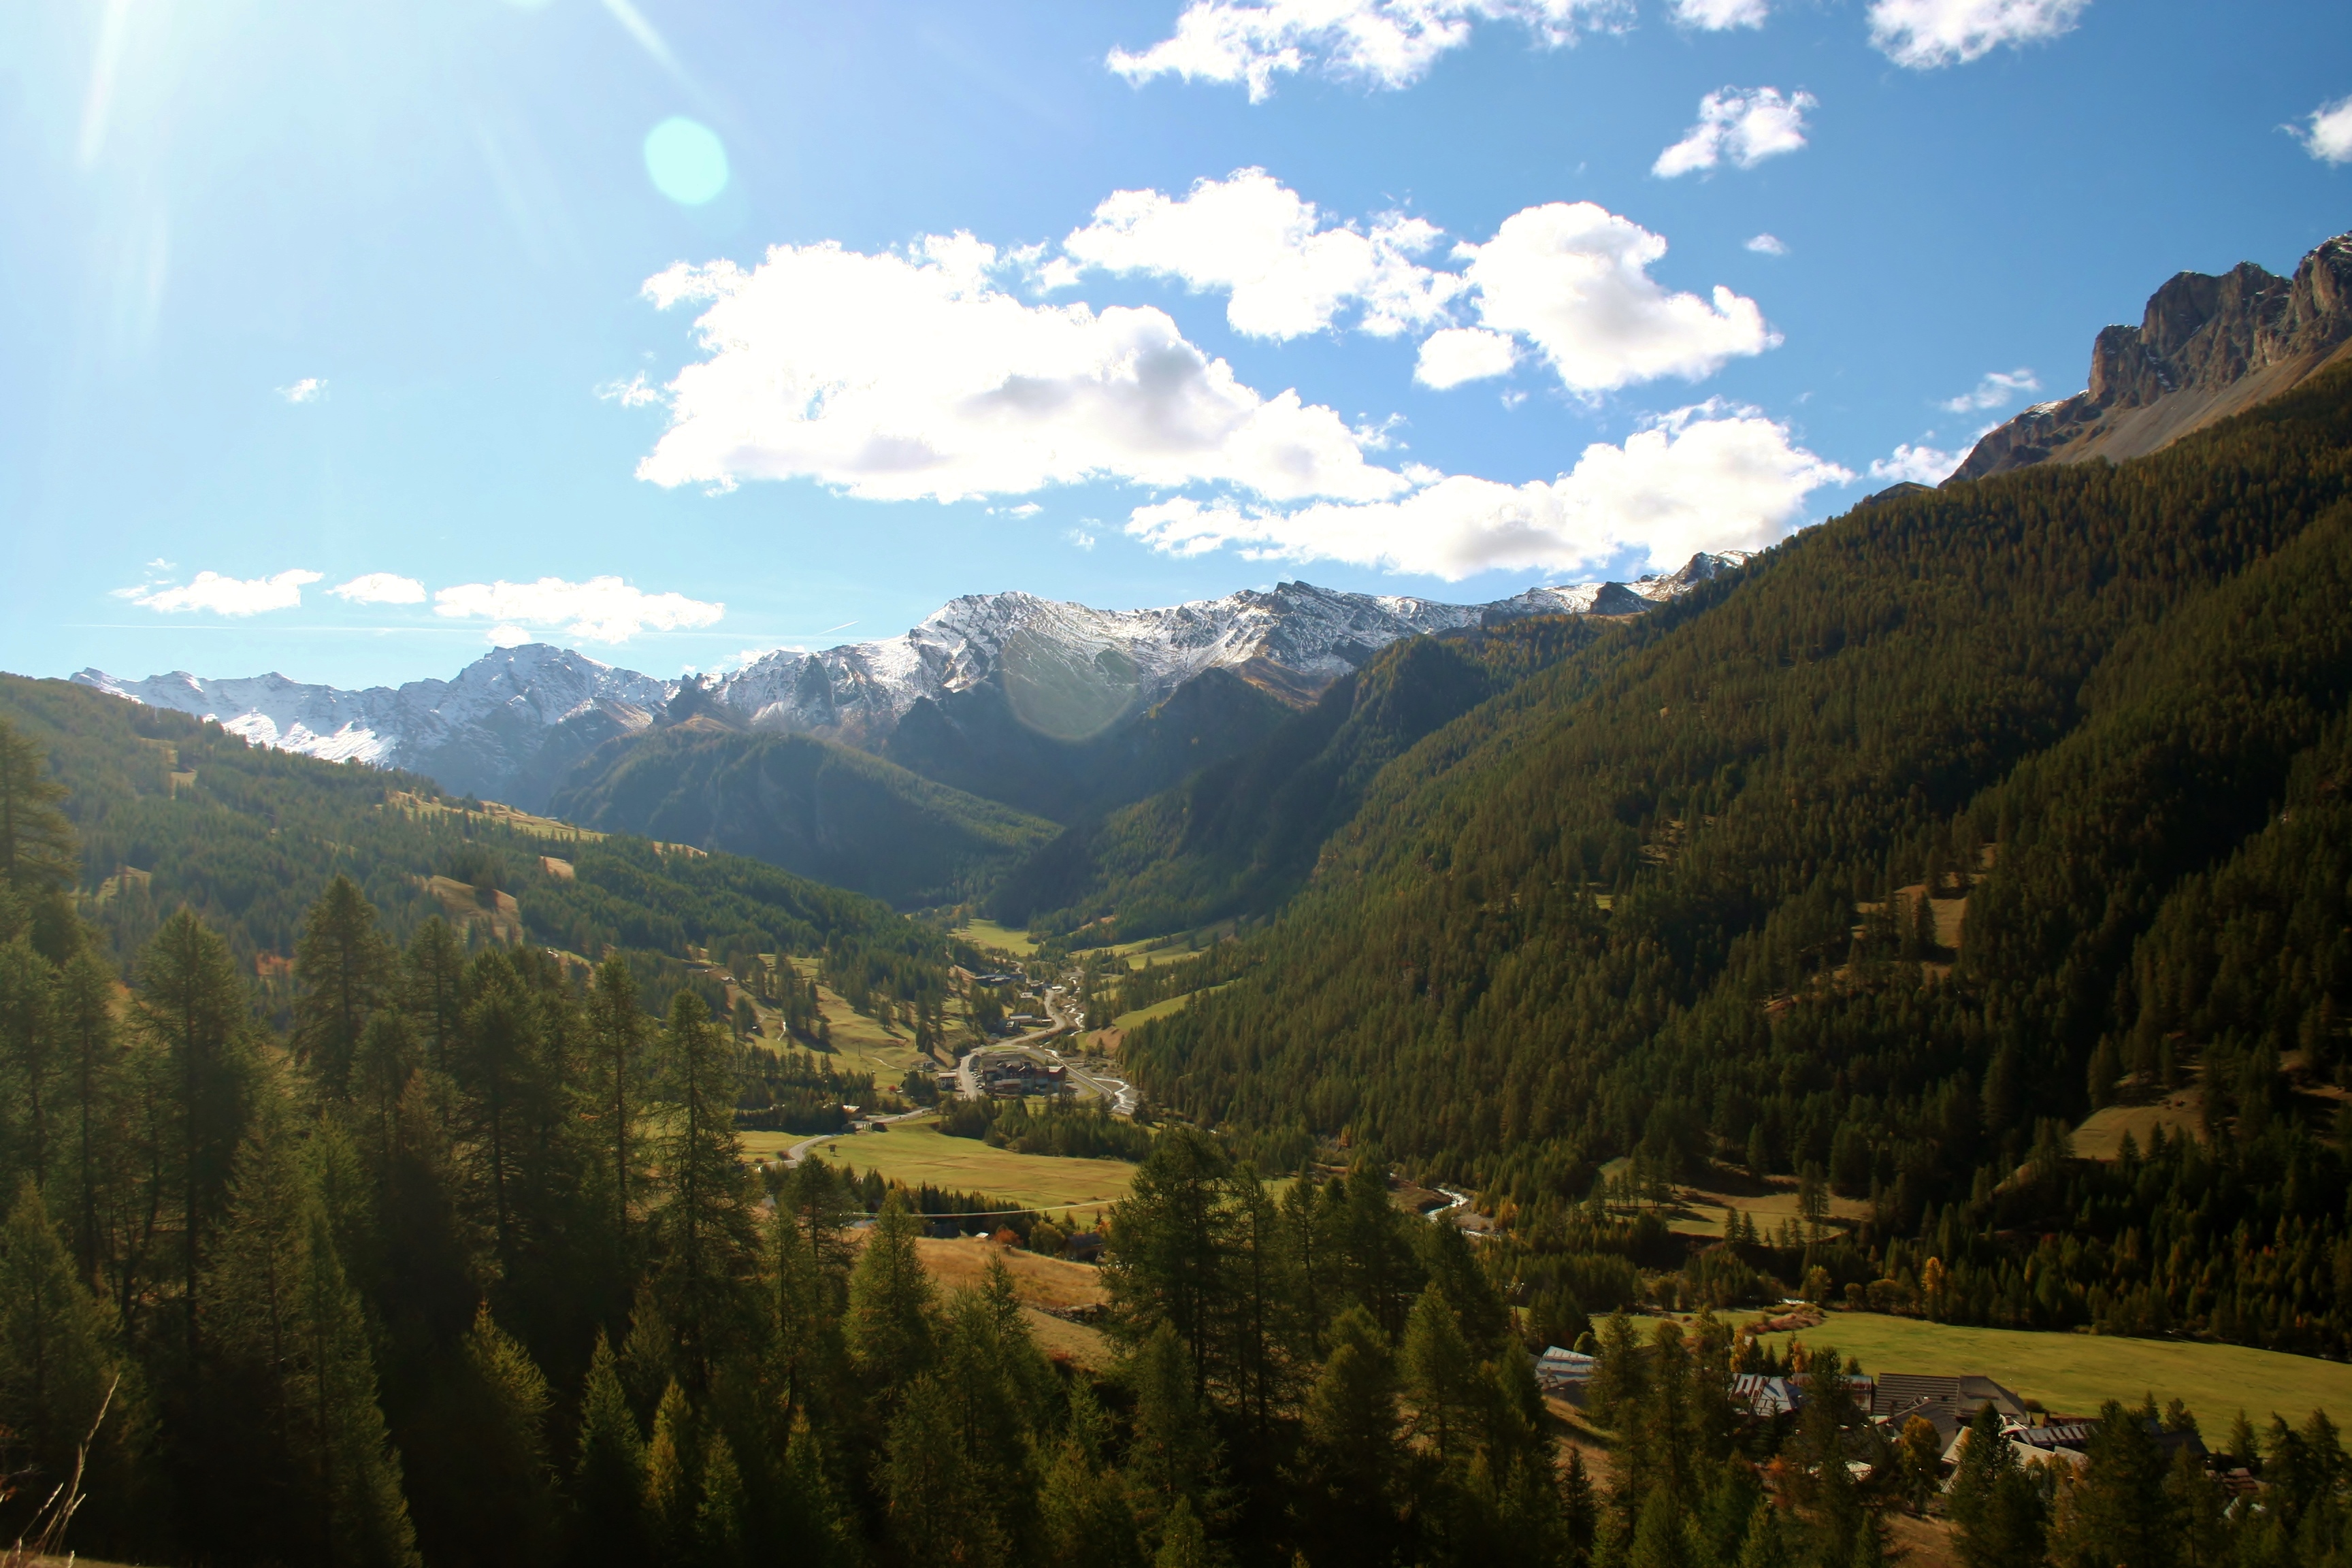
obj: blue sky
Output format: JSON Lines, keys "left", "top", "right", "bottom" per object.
{"left": 3, "top": 0, "right": 2347, "bottom": 689}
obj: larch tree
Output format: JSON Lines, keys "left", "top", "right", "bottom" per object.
{"left": 293, "top": 876, "right": 396, "bottom": 1105}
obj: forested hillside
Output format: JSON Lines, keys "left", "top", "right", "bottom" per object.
{"left": 0, "top": 675, "right": 952, "bottom": 1018}
{"left": 1130, "top": 361, "right": 2352, "bottom": 1356}
{"left": 548, "top": 719, "right": 1057, "bottom": 909}
{"left": 992, "top": 616, "right": 1616, "bottom": 943}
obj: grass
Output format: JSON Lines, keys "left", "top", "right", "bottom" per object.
{"left": 783, "top": 958, "right": 936, "bottom": 1081}
{"left": 2071, "top": 1092, "right": 2204, "bottom": 1161}
{"left": 811, "top": 1118, "right": 1137, "bottom": 1211}
{"left": 910, "top": 1237, "right": 1113, "bottom": 1369}
{"left": 1751, "top": 1311, "right": 2352, "bottom": 1427}
{"left": 1592, "top": 1160, "right": 1869, "bottom": 1239}
{"left": 1112, "top": 980, "right": 1235, "bottom": 1032}
{"left": 957, "top": 918, "right": 1039, "bottom": 957}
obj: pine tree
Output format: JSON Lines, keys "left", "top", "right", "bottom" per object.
{"left": 1039, "top": 1382, "right": 1142, "bottom": 1568}
{"left": 571, "top": 1333, "right": 647, "bottom": 1568}
{"left": 1291, "top": 1305, "right": 1402, "bottom": 1568}
{"left": 0, "top": 717, "right": 77, "bottom": 894}
{"left": 845, "top": 1192, "right": 934, "bottom": 1396}
{"left": 588, "top": 957, "right": 648, "bottom": 1239}
{"left": 1732, "top": 1500, "right": 1791, "bottom": 1568}
{"left": 0, "top": 1179, "right": 119, "bottom": 1484}
{"left": 402, "top": 919, "right": 467, "bottom": 1078}
{"left": 293, "top": 876, "right": 395, "bottom": 1103}
{"left": 453, "top": 1303, "right": 557, "bottom": 1568}
{"left": 135, "top": 908, "right": 255, "bottom": 1376}
{"left": 54, "top": 947, "right": 122, "bottom": 1287}
{"left": 0, "top": 935, "right": 59, "bottom": 1192}
{"left": 651, "top": 990, "right": 758, "bottom": 1388}
{"left": 1401, "top": 1280, "right": 1481, "bottom": 1469}
{"left": 643, "top": 1379, "right": 696, "bottom": 1567}
{"left": 1154, "top": 1496, "right": 1209, "bottom": 1568}
{"left": 1124, "top": 1321, "right": 1221, "bottom": 1542}
{"left": 695, "top": 1429, "right": 745, "bottom": 1568}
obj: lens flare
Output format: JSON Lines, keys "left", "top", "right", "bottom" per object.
{"left": 643, "top": 117, "right": 728, "bottom": 206}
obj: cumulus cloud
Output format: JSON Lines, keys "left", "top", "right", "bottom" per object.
{"left": 1107, "top": 0, "right": 1626, "bottom": 102}
{"left": 1867, "top": 0, "right": 2087, "bottom": 68}
{"left": 327, "top": 572, "right": 427, "bottom": 605}
{"left": 632, "top": 233, "right": 1410, "bottom": 506}
{"left": 1415, "top": 327, "right": 1520, "bottom": 388}
{"left": 1454, "top": 203, "right": 1776, "bottom": 393}
{"left": 1653, "top": 88, "right": 1816, "bottom": 178}
{"left": 277, "top": 378, "right": 327, "bottom": 404}
{"left": 1055, "top": 168, "right": 1460, "bottom": 339}
{"left": 1745, "top": 233, "right": 1788, "bottom": 255}
{"left": 1867, "top": 442, "right": 1963, "bottom": 485}
{"left": 120, "top": 569, "right": 322, "bottom": 616}
{"left": 2295, "top": 95, "right": 2352, "bottom": 165}
{"left": 1125, "top": 403, "right": 1850, "bottom": 578}
{"left": 434, "top": 576, "right": 725, "bottom": 643}
{"left": 1940, "top": 367, "right": 2039, "bottom": 412}
{"left": 1670, "top": 0, "right": 1767, "bottom": 27}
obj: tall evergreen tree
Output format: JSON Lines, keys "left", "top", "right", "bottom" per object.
{"left": 0, "top": 717, "right": 76, "bottom": 894}
{"left": 650, "top": 990, "right": 758, "bottom": 1388}
{"left": 845, "top": 1192, "right": 934, "bottom": 1396}
{"left": 588, "top": 956, "right": 649, "bottom": 1239}
{"left": 1291, "top": 1305, "right": 1403, "bottom": 1568}
{"left": 571, "top": 1333, "right": 647, "bottom": 1568}
{"left": 0, "top": 1179, "right": 121, "bottom": 1494}
{"left": 134, "top": 908, "right": 254, "bottom": 1376}
{"left": 293, "top": 877, "right": 396, "bottom": 1104}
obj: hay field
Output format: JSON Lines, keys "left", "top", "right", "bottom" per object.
{"left": 1752, "top": 1312, "right": 2352, "bottom": 1426}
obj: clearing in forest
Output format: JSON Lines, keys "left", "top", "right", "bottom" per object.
{"left": 1751, "top": 1311, "right": 2352, "bottom": 1427}
{"left": 811, "top": 1118, "right": 1137, "bottom": 1211}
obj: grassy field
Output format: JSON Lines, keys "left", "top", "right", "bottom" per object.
{"left": 956, "top": 918, "right": 1039, "bottom": 956}
{"left": 781, "top": 957, "right": 937, "bottom": 1081}
{"left": 2071, "top": 1092, "right": 2205, "bottom": 1160}
{"left": 911, "top": 1237, "right": 1113, "bottom": 1367}
{"left": 1752, "top": 1312, "right": 2352, "bottom": 1426}
{"left": 1112, "top": 980, "right": 1236, "bottom": 1032}
{"left": 1592, "top": 1160, "right": 1869, "bottom": 1239}
{"left": 811, "top": 1119, "right": 1136, "bottom": 1211}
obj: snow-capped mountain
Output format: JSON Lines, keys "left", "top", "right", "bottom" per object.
{"left": 76, "top": 559, "right": 1742, "bottom": 808}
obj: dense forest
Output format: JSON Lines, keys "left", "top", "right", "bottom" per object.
{"left": 1126, "top": 363, "right": 2352, "bottom": 1357}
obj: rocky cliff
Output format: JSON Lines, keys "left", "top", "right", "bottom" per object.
{"left": 1952, "top": 231, "right": 2352, "bottom": 483}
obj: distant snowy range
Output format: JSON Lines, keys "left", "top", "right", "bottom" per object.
{"left": 76, "top": 557, "right": 1742, "bottom": 811}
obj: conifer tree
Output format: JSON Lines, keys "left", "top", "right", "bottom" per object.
{"left": 696, "top": 1429, "right": 745, "bottom": 1568}
{"left": 651, "top": 990, "right": 758, "bottom": 1387}
{"left": 1154, "top": 1496, "right": 1209, "bottom": 1568}
{"left": 1402, "top": 1280, "right": 1481, "bottom": 1469}
{"left": 845, "top": 1192, "right": 934, "bottom": 1396}
{"left": 1039, "top": 1382, "right": 1142, "bottom": 1568}
{"left": 571, "top": 1333, "right": 647, "bottom": 1568}
{"left": 452, "top": 1303, "right": 557, "bottom": 1568}
{"left": 1124, "top": 1321, "right": 1222, "bottom": 1543}
{"left": 293, "top": 876, "right": 395, "bottom": 1103}
{"left": 642, "top": 1379, "right": 696, "bottom": 1566}
{"left": 402, "top": 919, "right": 466, "bottom": 1078}
{"left": 0, "top": 717, "right": 76, "bottom": 894}
{"left": 1291, "top": 1305, "right": 1402, "bottom": 1568}
{"left": 0, "top": 935, "right": 59, "bottom": 1192}
{"left": 135, "top": 908, "right": 254, "bottom": 1373}
{"left": 54, "top": 947, "right": 122, "bottom": 1286}
{"left": 0, "top": 1179, "right": 119, "bottom": 1486}
{"left": 587, "top": 957, "right": 648, "bottom": 1237}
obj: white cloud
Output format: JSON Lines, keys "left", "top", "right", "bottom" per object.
{"left": 1067, "top": 527, "right": 1098, "bottom": 551}
{"left": 1107, "top": 0, "right": 1626, "bottom": 102}
{"left": 277, "top": 378, "right": 327, "bottom": 404}
{"left": 632, "top": 234, "right": 1409, "bottom": 506}
{"left": 1940, "top": 367, "right": 2039, "bottom": 412}
{"left": 121, "top": 568, "right": 322, "bottom": 616}
{"left": 1653, "top": 88, "right": 1816, "bottom": 178}
{"left": 1867, "top": 0, "right": 2087, "bottom": 68}
{"left": 1007, "top": 502, "right": 1044, "bottom": 518}
{"left": 434, "top": 576, "right": 725, "bottom": 643}
{"left": 1454, "top": 203, "right": 1776, "bottom": 393}
{"left": 1126, "top": 403, "right": 1849, "bottom": 578}
{"left": 1056, "top": 168, "right": 1460, "bottom": 339}
{"left": 1745, "top": 233, "right": 1788, "bottom": 256}
{"left": 598, "top": 373, "right": 663, "bottom": 408}
{"left": 1867, "top": 442, "right": 1962, "bottom": 485}
{"left": 327, "top": 572, "right": 427, "bottom": 605}
{"left": 1415, "top": 326, "right": 1520, "bottom": 388}
{"left": 1670, "top": 0, "right": 1767, "bottom": 27}
{"left": 2295, "top": 95, "right": 2352, "bottom": 165}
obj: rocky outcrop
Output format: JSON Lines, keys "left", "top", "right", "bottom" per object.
{"left": 1951, "top": 231, "right": 2352, "bottom": 483}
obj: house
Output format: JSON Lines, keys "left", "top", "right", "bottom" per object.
{"left": 1871, "top": 1373, "right": 2030, "bottom": 1447}
{"left": 1732, "top": 1375, "right": 1803, "bottom": 1418}
{"left": 1946, "top": 1415, "right": 2208, "bottom": 1473}
{"left": 1535, "top": 1348, "right": 1597, "bottom": 1397}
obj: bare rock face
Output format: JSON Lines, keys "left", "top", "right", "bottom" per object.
{"left": 1951, "top": 232, "right": 2352, "bottom": 483}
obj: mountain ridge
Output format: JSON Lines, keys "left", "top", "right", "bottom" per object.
{"left": 1953, "top": 229, "right": 2352, "bottom": 483}
{"left": 74, "top": 559, "right": 1744, "bottom": 814}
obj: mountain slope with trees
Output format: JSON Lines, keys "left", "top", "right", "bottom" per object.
{"left": 1130, "top": 361, "right": 2352, "bottom": 1356}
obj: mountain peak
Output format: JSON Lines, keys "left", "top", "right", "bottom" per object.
{"left": 1952, "top": 231, "right": 2352, "bottom": 483}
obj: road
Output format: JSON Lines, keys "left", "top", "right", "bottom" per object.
{"left": 956, "top": 986, "right": 1139, "bottom": 1115}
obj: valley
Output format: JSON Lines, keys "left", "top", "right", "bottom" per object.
{"left": 8, "top": 229, "right": 2352, "bottom": 1568}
